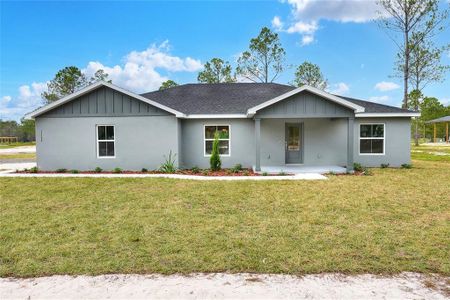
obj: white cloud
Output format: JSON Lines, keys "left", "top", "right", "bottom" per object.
{"left": 369, "top": 95, "right": 390, "bottom": 102}
{"left": 0, "top": 82, "right": 47, "bottom": 121}
{"left": 274, "top": 0, "right": 385, "bottom": 45}
{"left": 301, "top": 35, "right": 314, "bottom": 45}
{"left": 83, "top": 41, "right": 202, "bottom": 93}
{"left": 374, "top": 81, "right": 400, "bottom": 92}
{"left": 329, "top": 82, "right": 349, "bottom": 95}
{"left": 2, "top": 41, "right": 203, "bottom": 121}
{"left": 441, "top": 98, "right": 450, "bottom": 105}
{"left": 272, "top": 16, "right": 284, "bottom": 30}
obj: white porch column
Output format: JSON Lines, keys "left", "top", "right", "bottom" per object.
{"left": 255, "top": 118, "right": 261, "bottom": 171}
{"left": 347, "top": 117, "right": 355, "bottom": 172}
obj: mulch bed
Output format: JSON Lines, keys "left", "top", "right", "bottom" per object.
{"left": 16, "top": 168, "right": 291, "bottom": 176}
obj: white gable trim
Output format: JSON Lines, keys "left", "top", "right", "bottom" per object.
{"left": 246, "top": 85, "right": 365, "bottom": 116}
{"left": 25, "top": 81, "right": 186, "bottom": 119}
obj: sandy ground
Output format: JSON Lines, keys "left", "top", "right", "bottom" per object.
{"left": 1, "top": 273, "right": 448, "bottom": 300}
{"left": 0, "top": 145, "right": 36, "bottom": 154}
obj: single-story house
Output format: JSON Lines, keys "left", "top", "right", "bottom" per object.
{"left": 26, "top": 81, "right": 419, "bottom": 172}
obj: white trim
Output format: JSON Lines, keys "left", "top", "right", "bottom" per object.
{"left": 203, "top": 124, "right": 231, "bottom": 157}
{"left": 25, "top": 81, "right": 186, "bottom": 119}
{"left": 247, "top": 85, "right": 365, "bottom": 116}
{"left": 96, "top": 124, "right": 116, "bottom": 159}
{"left": 358, "top": 123, "right": 385, "bottom": 156}
{"left": 355, "top": 112, "right": 420, "bottom": 118}
{"left": 184, "top": 114, "right": 247, "bottom": 119}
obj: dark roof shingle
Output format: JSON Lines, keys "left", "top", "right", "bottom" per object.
{"left": 141, "top": 83, "right": 415, "bottom": 115}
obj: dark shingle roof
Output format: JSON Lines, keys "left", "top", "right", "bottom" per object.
{"left": 141, "top": 83, "right": 415, "bottom": 115}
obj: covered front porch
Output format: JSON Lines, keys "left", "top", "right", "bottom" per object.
{"left": 253, "top": 117, "right": 355, "bottom": 173}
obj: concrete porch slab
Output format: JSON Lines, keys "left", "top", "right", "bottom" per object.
{"left": 254, "top": 165, "right": 347, "bottom": 175}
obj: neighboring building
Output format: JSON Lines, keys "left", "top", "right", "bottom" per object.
{"left": 26, "top": 81, "right": 419, "bottom": 172}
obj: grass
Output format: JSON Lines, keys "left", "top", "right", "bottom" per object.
{"left": 0, "top": 153, "right": 36, "bottom": 160}
{"left": 0, "top": 159, "right": 449, "bottom": 277}
{"left": 0, "top": 142, "right": 35, "bottom": 149}
{"left": 411, "top": 144, "right": 450, "bottom": 162}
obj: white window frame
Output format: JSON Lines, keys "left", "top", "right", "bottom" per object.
{"left": 359, "top": 123, "right": 385, "bottom": 156}
{"left": 203, "top": 124, "right": 231, "bottom": 157}
{"left": 96, "top": 125, "right": 116, "bottom": 159}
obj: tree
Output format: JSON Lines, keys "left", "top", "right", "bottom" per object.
{"left": 293, "top": 62, "right": 328, "bottom": 89}
{"left": 407, "top": 89, "right": 424, "bottom": 145}
{"left": 89, "top": 69, "right": 112, "bottom": 84}
{"left": 42, "top": 67, "right": 112, "bottom": 103}
{"left": 236, "top": 27, "right": 286, "bottom": 83}
{"left": 209, "top": 132, "right": 221, "bottom": 171}
{"left": 159, "top": 80, "right": 178, "bottom": 90}
{"left": 42, "top": 66, "right": 87, "bottom": 103}
{"left": 377, "top": 0, "right": 449, "bottom": 108}
{"left": 197, "top": 58, "right": 236, "bottom": 83}
{"left": 416, "top": 96, "right": 448, "bottom": 141}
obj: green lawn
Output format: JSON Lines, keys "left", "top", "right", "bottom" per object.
{"left": 0, "top": 153, "right": 36, "bottom": 160}
{"left": 411, "top": 144, "right": 450, "bottom": 162}
{"left": 1, "top": 159, "right": 449, "bottom": 278}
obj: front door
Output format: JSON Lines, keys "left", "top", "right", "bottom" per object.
{"left": 285, "top": 123, "right": 303, "bottom": 164}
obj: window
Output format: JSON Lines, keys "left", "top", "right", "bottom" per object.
{"left": 359, "top": 124, "right": 385, "bottom": 155}
{"left": 204, "top": 125, "right": 230, "bottom": 156}
{"left": 97, "top": 125, "right": 115, "bottom": 158}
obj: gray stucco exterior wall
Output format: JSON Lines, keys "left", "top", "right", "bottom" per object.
{"left": 36, "top": 115, "right": 179, "bottom": 171}
{"left": 354, "top": 117, "right": 411, "bottom": 167}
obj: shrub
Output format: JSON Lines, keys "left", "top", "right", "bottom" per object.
{"left": 401, "top": 163, "right": 412, "bottom": 169}
{"left": 191, "top": 166, "right": 200, "bottom": 174}
{"left": 141, "top": 168, "right": 148, "bottom": 173}
{"left": 159, "top": 150, "right": 177, "bottom": 173}
{"left": 113, "top": 167, "right": 122, "bottom": 173}
{"left": 262, "top": 172, "right": 268, "bottom": 176}
{"left": 70, "top": 169, "right": 79, "bottom": 174}
{"left": 209, "top": 132, "right": 221, "bottom": 171}
{"left": 329, "top": 171, "right": 336, "bottom": 175}
{"left": 243, "top": 170, "right": 249, "bottom": 176}
{"left": 380, "top": 163, "right": 390, "bottom": 168}
{"left": 94, "top": 167, "right": 102, "bottom": 173}
{"left": 362, "top": 167, "right": 373, "bottom": 176}
{"left": 230, "top": 163, "right": 243, "bottom": 173}
{"left": 29, "top": 166, "right": 38, "bottom": 173}
{"left": 56, "top": 168, "right": 67, "bottom": 173}
{"left": 202, "top": 170, "right": 209, "bottom": 176}
{"left": 279, "top": 171, "right": 286, "bottom": 176}
{"left": 353, "top": 162, "right": 364, "bottom": 172}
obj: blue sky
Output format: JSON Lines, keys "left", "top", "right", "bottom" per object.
{"left": 1, "top": 0, "right": 449, "bottom": 121}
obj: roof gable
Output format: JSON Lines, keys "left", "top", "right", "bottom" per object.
{"left": 26, "top": 81, "right": 185, "bottom": 119}
{"left": 247, "top": 85, "right": 365, "bottom": 116}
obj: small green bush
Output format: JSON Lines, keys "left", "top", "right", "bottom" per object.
{"left": 56, "top": 168, "right": 67, "bottom": 173}
{"left": 243, "top": 170, "right": 249, "bottom": 176}
{"left": 202, "top": 170, "right": 209, "bottom": 176}
{"left": 209, "top": 132, "right": 221, "bottom": 171}
{"left": 113, "top": 167, "right": 122, "bottom": 174}
{"left": 191, "top": 166, "right": 200, "bottom": 174}
{"left": 380, "top": 163, "right": 390, "bottom": 168}
{"left": 94, "top": 167, "right": 102, "bottom": 173}
{"left": 29, "top": 166, "right": 38, "bottom": 173}
{"left": 159, "top": 150, "right": 177, "bottom": 173}
{"left": 362, "top": 167, "right": 373, "bottom": 176}
{"left": 401, "top": 163, "right": 412, "bottom": 169}
{"left": 262, "top": 172, "right": 268, "bottom": 176}
{"left": 278, "top": 171, "right": 286, "bottom": 176}
{"left": 353, "top": 162, "right": 364, "bottom": 172}
{"left": 231, "top": 163, "right": 242, "bottom": 173}
{"left": 70, "top": 169, "right": 79, "bottom": 174}
{"left": 141, "top": 168, "right": 148, "bottom": 172}
{"left": 329, "top": 171, "right": 336, "bottom": 175}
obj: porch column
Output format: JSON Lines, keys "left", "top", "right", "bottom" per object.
{"left": 347, "top": 117, "right": 355, "bottom": 172}
{"left": 255, "top": 118, "right": 261, "bottom": 171}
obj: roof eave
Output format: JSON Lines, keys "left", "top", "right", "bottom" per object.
{"left": 355, "top": 112, "right": 420, "bottom": 117}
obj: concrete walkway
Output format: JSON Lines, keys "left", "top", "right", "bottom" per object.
{"left": 0, "top": 171, "right": 327, "bottom": 180}
{"left": 0, "top": 145, "right": 36, "bottom": 154}
{"left": 1, "top": 273, "right": 447, "bottom": 300}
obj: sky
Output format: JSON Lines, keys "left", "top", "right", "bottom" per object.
{"left": 1, "top": 0, "right": 449, "bottom": 121}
